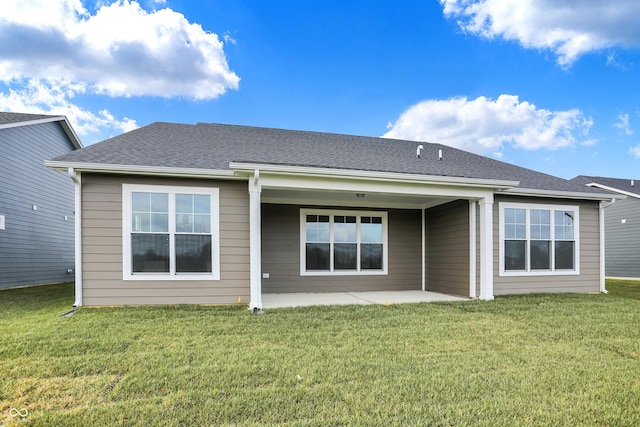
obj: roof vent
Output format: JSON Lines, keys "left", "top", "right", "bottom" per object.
{"left": 632, "top": 180, "right": 635, "bottom": 187}
{"left": 416, "top": 144, "right": 424, "bottom": 158}
{"left": 438, "top": 149, "right": 443, "bottom": 161}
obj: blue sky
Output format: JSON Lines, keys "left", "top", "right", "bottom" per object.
{"left": 1, "top": 0, "right": 639, "bottom": 179}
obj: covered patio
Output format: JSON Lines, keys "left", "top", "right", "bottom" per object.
{"left": 262, "top": 290, "right": 469, "bottom": 309}
{"left": 233, "top": 161, "right": 515, "bottom": 311}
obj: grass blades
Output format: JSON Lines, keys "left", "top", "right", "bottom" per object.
{"left": 1, "top": 280, "right": 639, "bottom": 426}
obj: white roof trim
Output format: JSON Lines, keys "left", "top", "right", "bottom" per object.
{"left": 230, "top": 162, "right": 520, "bottom": 189}
{"left": 0, "top": 115, "right": 83, "bottom": 149}
{"left": 58, "top": 117, "right": 83, "bottom": 149}
{"left": 0, "top": 116, "right": 65, "bottom": 129}
{"left": 45, "top": 161, "right": 239, "bottom": 179}
{"left": 586, "top": 183, "right": 640, "bottom": 200}
{"left": 503, "top": 187, "right": 620, "bottom": 201}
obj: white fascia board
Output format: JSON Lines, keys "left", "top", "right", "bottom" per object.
{"left": 58, "top": 117, "right": 84, "bottom": 149}
{"left": 260, "top": 195, "right": 457, "bottom": 210}
{"left": 0, "top": 116, "right": 83, "bottom": 149}
{"left": 0, "top": 115, "right": 66, "bottom": 130}
{"left": 502, "top": 187, "right": 620, "bottom": 201}
{"left": 585, "top": 183, "right": 638, "bottom": 200}
{"left": 259, "top": 174, "right": 495, "bottom": 199}
{"left": 44, "top": 161, "right": 240, "bottom": 180}
{"left": 230, "top": 162, "right": 519, "bottom": 190}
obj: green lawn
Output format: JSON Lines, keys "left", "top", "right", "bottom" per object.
{"left": 1, "top": 280, "right": 639, "bottom": 426}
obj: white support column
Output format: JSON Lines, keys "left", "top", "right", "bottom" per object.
{"left": 69, "top": 168, "right": 82, "bottom": 307}
{"left": 599, "top": 201, "right": 608, "bottom": 294}
{"left": 478, "top": 197, "right": 494, "bottom": 301}
{"left": 469, "top": 200, "right": 477, "bottom": 298}
{"left": 249, "top": 170, "right": 263, "bottom": 312}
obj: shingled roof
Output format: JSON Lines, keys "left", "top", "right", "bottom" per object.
{"left": 571, "top": 176, "right": 640, "bottom": 197}
{"left": 0, "top": 111, "right": 63, "bottom": 126}
{"left": 50, "top": 121, "right": 606, "bottom": 196}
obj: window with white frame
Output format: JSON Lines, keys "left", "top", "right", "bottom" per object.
{"left": 122, "top": 184, "right": 220, "bottom": 280}
{"left": 300, "top": 209, "right": 388, "bottom": 275}
{"left": 499, "top": 202, "right": 579, "bottom": 275}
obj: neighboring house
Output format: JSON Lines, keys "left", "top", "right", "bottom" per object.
{"left": 0, "top": 112, "right": 83, "bottom": 289}
{"left": 571, "top": 176, "right": 640, "bottom": 279}
{"left": 46, "top": 122, "right": 615, "bottom": 308}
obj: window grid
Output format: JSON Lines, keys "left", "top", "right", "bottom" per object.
{"left": 500, "top": 204, "right": 578, "bottom": 275}
{"left": 123, "top": 185, "right": 220, "bottom": 281}
{"left": 301, "top": 210, "right": 387, "bottom": 275}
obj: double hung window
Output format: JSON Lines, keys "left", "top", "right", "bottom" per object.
{"left": 301, "top": 209, "right": 387, "bottom": 275}
{"left": 123, "top": 184, "right": 220, "bottom": 280}
{"left": 500, "top": 203, "right": 579, "bottom": 275}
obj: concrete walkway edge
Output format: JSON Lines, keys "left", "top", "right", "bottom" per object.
{"left": 262, "top": 290, "right": 469, "bottom": 309}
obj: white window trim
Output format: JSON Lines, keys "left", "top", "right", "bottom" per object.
{"left": 122, "top": 184, "right": 220, "bottom": 281}
{"left": 300, "top": 208, "right": 388, "bottom": 276}
{"left": 499, "top": 202, "right": 580, "bottom": 276}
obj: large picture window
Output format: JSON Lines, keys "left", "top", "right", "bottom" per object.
{"left": 123, "top": 184, "right": 220, "bottom": 281}
{"left": 499, "top": 203, "right": 579, "bottom": 276}
{"left": 300, "top": 209, "right": 387, "bottom": 275}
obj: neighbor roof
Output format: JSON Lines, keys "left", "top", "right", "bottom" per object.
{"left": 0, "top": 112, "right": 60, "bottom": 126}
{"left": 0, "top": 111, "right": 83, "bottom": 149}
{"left": 572, "top": 175, "right": 640, "bottom": 197}
{"left": 50, "top": 121, "right": 607, "bottom": 197}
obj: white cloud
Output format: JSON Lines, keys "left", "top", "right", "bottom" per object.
{"left": 0, "top": 79, "right": 137, "bottom": 140}
{"left": 614, "top": 113, "right": 633, "bottom": 135}
{"left": 440, "top": 0, "right": 640, "bottom": 67}
{"left": 383, "top": 94, "right": 593, "bottom": 155}
{"left": 0, "top": 0, "right": 239, "bottom": 142}
{"left": 223, "top": 31, "right": 237, "bottom": 45}
{"left": 630, "top": 145, "right": 640, "bottom": 159}
{"left": 581, "top": 139, "right": 598, "bottom": 147}
{"left": 0, "top": 0, "right": 239, "bottom": 99}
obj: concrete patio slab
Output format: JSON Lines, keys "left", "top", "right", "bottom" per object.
{"left": 262, "top": 290, "right": 469, "bottom": 309}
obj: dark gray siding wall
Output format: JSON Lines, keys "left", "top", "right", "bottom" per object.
{"left": 426, "top": 200, "right": 470, "bottom": 296}
{"left": 261, "top": 204, "right": 422, "bottom": 293}
{"left": 604, "top": 197, "right": 640, "bottom": 278}
{"left": 0, "top": 122, "right": 76, "bottom": 288}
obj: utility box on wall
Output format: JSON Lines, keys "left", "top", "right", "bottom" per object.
{"left": 0, "top": 214, "right": 5, "bottom": 230}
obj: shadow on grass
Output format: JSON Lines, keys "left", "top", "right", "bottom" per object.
{"left": 0, "top": 282, "right": 74, "bottom": 312}
{"left": 607, "top": 278, "right": 640, "bottom": 300}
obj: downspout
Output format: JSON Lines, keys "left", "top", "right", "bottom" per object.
{"left": 599, "top": 199, "right": 616, "bottom": 294}
{"left": 68, "top": 168, "right": 82, "bottom": 307}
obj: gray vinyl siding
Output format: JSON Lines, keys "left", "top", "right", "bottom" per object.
{"left": 493, "top": 195, "right": 601, "bottom": 294}
{"left": 603, "top": 197, "right": 640, "bottom": 278}
{"left": 261, "top": 204, "right": 422, "bottom": 293}
{"left": 0, "top": 122, "right": 76, "bottom": 288}
{"left": 426, "top": 200, "right": 470, "bottom": 297}
{"left": 80, "top": 174, "right": 250, "bottom": 306}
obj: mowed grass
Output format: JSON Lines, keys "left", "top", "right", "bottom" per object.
{"left": 1, "top": 281, "right": 639, "bottom": 426}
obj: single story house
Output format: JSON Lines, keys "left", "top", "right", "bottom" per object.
{"left": 571, "top": 176, "right": 639, "bottom": 279}
{"left": 0, "top": 112, "right": 82, "bottom": 289}
{"left": 46, "top": 122, "right": 615, "bottom": 309}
